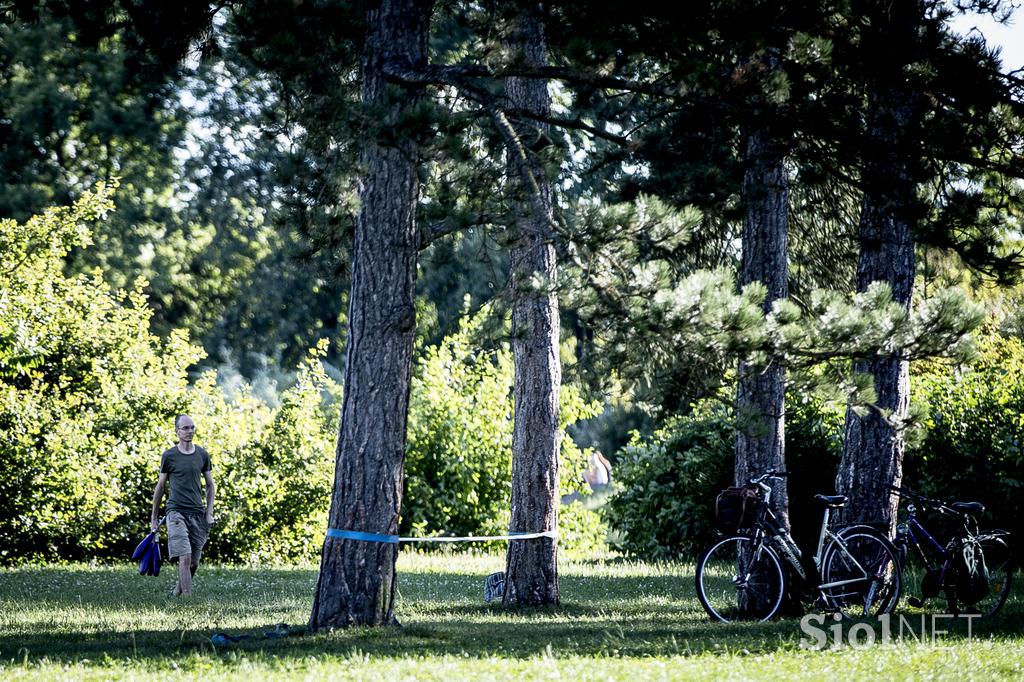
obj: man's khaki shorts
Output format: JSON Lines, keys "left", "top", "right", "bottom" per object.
{"left": 166, "top": 510, "right": 210, "bottom": 562}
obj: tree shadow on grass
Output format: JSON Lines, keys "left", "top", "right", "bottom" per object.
{"left": 0, "top": 621, "right": 797, "bottom": 664}
{"left": 5, "top": 613, "right": 1022, "bottom": 666}
{"left": 1, "top": 565, "right": 1022, "bottom": 666}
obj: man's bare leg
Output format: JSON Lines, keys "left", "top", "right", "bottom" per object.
{"left": 177, "top": 553, "right": 193, "bottom": 596}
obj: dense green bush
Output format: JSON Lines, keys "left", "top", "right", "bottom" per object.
{"left": 0, "top": 187, "right": 342, "bottom": 565}
{"left": 602, "top": 402, "right": 732, "bottom": 561}
{"left": 604, "top": 396, "right": 843, "bottom": 560}
{"left": 0, "top": 193, "right": 604, "bottom": 563}
{"left": 1, "top": 185, "right": 193, "bottom": 563}
{"left": 404, "top": 308, "right": 605, "bottom": 554}
{"left": 191, "top": 342, "right": 340, "bottom": 564}
{"left": 905, "top": 332, "right": 1024, "bottom": 541}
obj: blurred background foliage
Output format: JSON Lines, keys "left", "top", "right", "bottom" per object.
{"left": 2, "top": 1, "right": 1024, "bottom": 565}
{"left": 0, "top": 192, "right": 600, "bottom": 563}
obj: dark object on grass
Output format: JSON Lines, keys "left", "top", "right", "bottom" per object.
{"left": 484, "top": 571, "right": 504, "bottom": 602}
{"left": 211, "top": 624, "right": 305, "bottom": 645}
{"left": 211, "top": 632, "right": 254, "bottom": 645}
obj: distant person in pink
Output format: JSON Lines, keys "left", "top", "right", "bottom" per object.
{"left": 583, "top": 451, "right": 612, "bottom": 492}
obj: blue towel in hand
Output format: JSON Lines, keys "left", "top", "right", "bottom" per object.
{"left": 132, "top": 530, "right": 162, "bottom": 576}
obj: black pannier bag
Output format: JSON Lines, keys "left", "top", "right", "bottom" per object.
{"left": 715, "top": 485, "right": 761, "bottom": 533}
{"left": 955, "top": 537, "right": 990, "bottom": 606}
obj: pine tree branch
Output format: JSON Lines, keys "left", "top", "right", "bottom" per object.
{"left": 386, "top": 62, "right": 673, "bottom": 97}
{"left": 488, "top": 104, "right": 557, "bottom": 238}
{"left": 385, "top": 61, "right": 640, "bottom": 146}
{"left": 418, "top": 212, "right": 503, "bottom": 250}
{"left": 504, "top": 108, "right": 637, "bottom": 147}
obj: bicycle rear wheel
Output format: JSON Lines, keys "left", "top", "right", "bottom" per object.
{"left": 971, "top": 534, "right": 1013, "bottom": 617}
{"left": 695, "top": 535, "right": 786, "bottom": 622}
{"left": 820, "top": 529, "right": 901, "bottom": 617}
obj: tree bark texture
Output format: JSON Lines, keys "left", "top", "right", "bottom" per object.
{"left": 502, "top": 3, "right": 561, "bottom": 607}
{"left": 836, "top": 1, "right": 922, "bottom": 534}
{"left": 735, "top": 125, "right": 790, "bottom": 531}
{"left": 309, "top": 0, "right": 431, "bottom": 630}
{"left": 836, "top": 96, "right": 916, "bottom": 532}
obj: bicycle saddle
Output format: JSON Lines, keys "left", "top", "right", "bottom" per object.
{"left": 950, "top": 501, "right": 984, "bottom": 515}
{"left": 814, "top": 494, "right": 847, "bottom": 508}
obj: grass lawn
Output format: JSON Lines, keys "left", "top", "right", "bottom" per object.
{"left": 1, "top": 551, "right": 1022, "bottom": 680}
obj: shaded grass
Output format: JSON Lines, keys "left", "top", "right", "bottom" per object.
{"left": 1, "top": 552, "right": 1022, "bottom": 680}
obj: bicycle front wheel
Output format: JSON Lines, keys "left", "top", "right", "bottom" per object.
{"left": 696, "top": 535, "right": 786, "bottom": 622}
{"left": 972, "top": 534, "right": 1013, "bottom": 617}
{"left": 820, "top": 529, "right": 901, "bottom": 618}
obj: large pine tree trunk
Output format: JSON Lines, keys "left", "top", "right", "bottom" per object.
{"left": 836, "top": 2, "right": 921, "bottom": 535}
{"left": 836, "top": 94, "right": 916, "bottom": 533}
{"left": 309, "top": 0, "right": 431, "bottom": 630}
{"left": 502, "top": 3, "right": 561, "bottom": 607}
{"left": 735, "top": 125, "right": 790, "bottom": 530}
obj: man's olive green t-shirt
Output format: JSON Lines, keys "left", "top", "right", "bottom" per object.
{"left": 160, "top": 445, "right": 212, "bottom": 513}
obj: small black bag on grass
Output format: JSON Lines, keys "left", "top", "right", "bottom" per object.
{"left": 714, "top": 485, "right": 760, "bottom": 533}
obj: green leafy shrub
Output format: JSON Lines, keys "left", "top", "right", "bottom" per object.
{"left": 0, "top": 184, "right": 196, "bottom": 563}
{"left": 905, "top": 331, "right": 1024, "bottom": 540}
{"left": 0, "top": 189, "right": 339, "bottom": 565}
{"left": 558, "top": 387, "right": 608, "bottom": 556}
{"left": 603, "top": 402, "right": 733, "bottom": 561}
{"left": 183, "top": 341, "right": 341, "bottom": 564}
{"left": 604, "top": 397, "right": 843, "bottom": 560}
{"left": 1, "top": 192, "right": 604, "bottom": 564}
{"left": 404, "top": 308, "right": 604, "bottom": 553}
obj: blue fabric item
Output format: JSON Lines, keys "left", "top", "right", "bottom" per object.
{"left": 133, "top": 518, "right": 164, "bottom": 577}
{"left": 147, "top": 541, "right": 162, "bottom": 576}
{"left": 131, "top": 531, "right": 155, "bottom": 561}
{"left": 136, "top": 532, "right": 161, "bottom": 577}
{"left": 326, "top": 528, "right": 400, "bottom": 544}
{"left": 139, "top": 546, "right": 152, "bottom": 575}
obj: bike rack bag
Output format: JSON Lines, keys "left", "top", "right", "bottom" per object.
{"left": 714, "top": 485, "right": 760, "bottom": 533}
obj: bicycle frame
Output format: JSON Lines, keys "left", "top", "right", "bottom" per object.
{"left": 891, "top": 485, "right": 1014, "bottom": 615}
{"left": 753, "top": 478, "right": 878, "bottom": 597}
{"left": 696, "top": 471, "right": 901, "bottom": 622}
{"left": 896, "top": 502, "right": 951, "bottom": 574}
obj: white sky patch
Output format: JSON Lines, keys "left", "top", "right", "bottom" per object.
{"left": 949, "top": 5, "right": 1024, "bottom": 73}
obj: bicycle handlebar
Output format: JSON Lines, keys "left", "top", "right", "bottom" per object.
{"left": 889, "top": 485, "right": 960, "bottom": 516}
{"left": 749, "top": 471, "right": 789, "bottom": 485}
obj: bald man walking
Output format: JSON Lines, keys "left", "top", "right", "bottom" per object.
{"left": 150, "top": 415, "right": 215, "bottom": 596}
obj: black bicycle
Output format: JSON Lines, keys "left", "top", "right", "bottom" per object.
{"left": 695, "top": 472, "right": 902, "bottom": 622}
{"left": 889, "top": 485, "right": 1013, "bottom": 617}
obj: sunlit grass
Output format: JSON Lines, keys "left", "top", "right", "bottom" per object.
{"left": 1, "top": 551, "right": 1022, "bottom": 680}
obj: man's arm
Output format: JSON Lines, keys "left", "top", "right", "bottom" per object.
{"left": 204, "top": 469, "right": 216, "bottom": 525}
{"left": 151, "top": 472, "right": 168, "bottom": 531}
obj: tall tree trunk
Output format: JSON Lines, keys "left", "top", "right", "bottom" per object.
{"left": 309, "top": 0, "right": 431, "bottom": 630}
{"left": 836, "top": 1, "right": 922, "bottom": 535}
{"left": 502, "top": 2, "right": 561, "bottom": 607}
{"left": 735, "top": 124, "right": 790, "bottom": 530}
{"left": 836, "top": 92, "right": 916, "bottom": 533}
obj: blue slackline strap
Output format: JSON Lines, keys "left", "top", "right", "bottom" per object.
{"left": 326, "top": 528, "right": 400, "bottom": 544}
{"left": 326, "top": 527, "right": 558, "bottom": 544}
